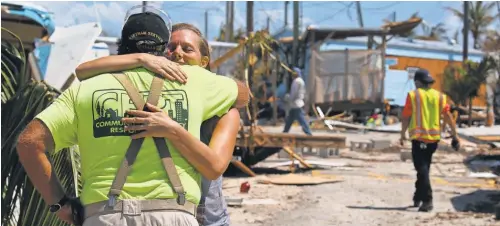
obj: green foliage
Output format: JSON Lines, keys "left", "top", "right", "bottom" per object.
{"left": 446, "top": 1, "right": 500, "bottom": 49}
{"left": 416, "top": 22, "right": 447, "bottom": 41}
{"left": 215, "top": 24, "right": 246, "bottom": 43}
{"left": 442, "top": 56, "right": 498, "bottom": 105}
{"left": 1, "top": 27, "right": 81, "bottom": 226}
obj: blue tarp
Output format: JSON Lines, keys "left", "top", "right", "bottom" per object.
{"left": 3, "top": 2, "right": 56, "bottom": 80}
{"left": 34, "top": 39, "right": 51, "bottom": 77}
{"left": 2, "top": 2, "right": 55, "bottom": 35}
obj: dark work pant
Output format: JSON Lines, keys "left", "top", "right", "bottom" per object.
{"left": 411, "top": 140, "right": 438, "bottom": 203}
{"left": 283, "top": 108, "right": 312, "bottom": 135}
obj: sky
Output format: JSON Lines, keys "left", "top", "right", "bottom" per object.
{"left": 22, "top": 1, "right": 500, "bottom": 42}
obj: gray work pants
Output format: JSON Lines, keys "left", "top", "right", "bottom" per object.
{"left": 83, "top": 200, "right": 198, "bottom": 226}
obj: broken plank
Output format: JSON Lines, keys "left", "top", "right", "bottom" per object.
{"left": 282, "top": 146, "right": 312, "bottom": 169}
{"left": 231, "top": 160, "right": 256, "bottom": 177}
{"left": 473, "top": 135, "right": 500, "bottom": 142}
{"left": 257, "top": 173, "right": 342, "bottom": 185}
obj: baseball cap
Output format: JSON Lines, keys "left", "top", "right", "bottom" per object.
{"left": 413, "top": 69, "right": 435, "bottom": 84}
{"left": 118, "top": 5, "right": 172, "bottom": 55}
{"left": 293, "top": 67, "right": 302, "bottom": 77}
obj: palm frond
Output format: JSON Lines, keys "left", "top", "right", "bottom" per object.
{"left": 445, "top": 7, "right": 464, "bottom": 20}
{"left": 442, "top": 56, "right": 498, "bottom": 105}
{"left": 446, "top": 2, "right": 499, "bottom": 49}
{"left": 1, "top": 26, "right": 81, "bottom": 226}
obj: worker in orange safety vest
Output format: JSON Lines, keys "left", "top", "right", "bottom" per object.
{"left": 400, "top": 69, "right": 460, "bottom": 212}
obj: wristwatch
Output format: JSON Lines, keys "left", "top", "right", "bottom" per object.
{"left": 49, "top": 196, "right": 69, "bottom": 213}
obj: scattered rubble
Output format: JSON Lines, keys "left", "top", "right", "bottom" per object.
{"left": 224, "top": 124, "right": 500, "bottom": 225}
{"left": 429, "top": 211, "right": 494, "bottom": 220}
{"left": 223, "top": 175, "right": 303, "bottom": 225}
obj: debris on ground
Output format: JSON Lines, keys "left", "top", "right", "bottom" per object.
{"left": 224, "top": 125, "right": 500, "bottom": 225}
{"left": 257, "top": 173, "right": 343, "bottom": 185}
{"left": 242, "top": 198, "right": 280, "bottom": 205}
{"left": 265, "top": 160, "right": 348, "bottom": 168}
{"left": 431, "top": 211, "right": 493, "bottom": 220}
{"left": 224, "top": 175, "right": 303, "bottom": 225}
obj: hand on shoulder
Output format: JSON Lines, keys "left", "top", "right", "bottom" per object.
{"left": 140, "top": 54, "right": 188, "bottom": 83}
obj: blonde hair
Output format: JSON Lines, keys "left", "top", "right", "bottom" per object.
{"left": 172, "top": 23, "right": 211, "bottom": 70}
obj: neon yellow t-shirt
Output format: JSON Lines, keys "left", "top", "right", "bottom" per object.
{"left": 35, "top": 65, "right": 238, "bottom": 205}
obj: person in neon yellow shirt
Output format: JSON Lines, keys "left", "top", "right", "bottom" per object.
{"left": 76, "top": 22, "right": 239, "bottom": 226}
{"left": 400, "top": 69, "right": 460, "bottom": 212}
{"left": 16, "top": 11, "right": 248, "bottom": 226}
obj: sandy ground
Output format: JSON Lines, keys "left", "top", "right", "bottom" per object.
{"left": 222, "top": 149, "right": 500, "bottom": 226}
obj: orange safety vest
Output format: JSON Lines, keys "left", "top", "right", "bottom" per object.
{"left": 408, "top": 88, "right": 446, "bottom": 141}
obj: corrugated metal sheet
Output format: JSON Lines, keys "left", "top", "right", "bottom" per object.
{"left": 347, "top": 36, "right": 483, "bottom": 55}
{"left": 320, "top": 36, "right": 484, "bottom": 62}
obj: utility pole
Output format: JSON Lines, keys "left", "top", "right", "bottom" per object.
{"left": 292, "top": 1, "right": 299, "bottom": 67}
{"left": 463, "top": 1, "right": 469, "bottom": 63}
{"left": 246, "top": 1, "right": 254, "bottom": 41}
{"left": 299, "top": 1, "right": 303, "bottom": 32}
{"left": 205, "top": 10, "right": 208, "bottom": 38}
{"left": 355, "top": 1, "right": 364, "bottom": 28}
{"left": 142, "top": 1, "right": 147, "bottom": 12}
{"left": 272, "top": 59, "right": 278, "bottom": 125}
{"left": 463, "top": 1, "right": 473, "bottom": 127}
{"left": 229, "top": 1, "right": 234, "bottom": 41}
{"left": 225, "top": 2, "right": 231, "bottom": 42}
{"left": 284, "top": 1, "right": 289, "bottom": 27}
{"left": 266, "top": 16, "right": 271, "bottom": 31}
{"left": 356, "top": 1, "right": 371, "bottom": 48}
{"left": 247, "top": 1, "right": 255, "bottom": 127}
{"left": 497, "top": 2, "right": 500, "bottom": 24}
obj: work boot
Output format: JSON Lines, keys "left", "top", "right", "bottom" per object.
{"left": 418, "top": 201, "right": 433, "bottom": 212}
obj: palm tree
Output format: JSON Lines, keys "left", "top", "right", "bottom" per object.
{"left": 443, "top": 65, "right": 468, "bottom": 106}
{"left": 1, "top": 28, "right": 81, "bottom": 226}
{"left": 415, "top": 22, "right": 447, "bottom": 41}
{"left": 216, "top": 24, "right": 246, "bottom": 43}
{"left": 442, "top": 56, "right": 498, "bottom": 126}
{"left": 446, "top": 1, "right": 500, "bottom": 49}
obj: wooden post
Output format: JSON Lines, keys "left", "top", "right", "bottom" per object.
{"left": 344, "top": 48, "right": 349, "bottom": 101}
{"left": 463, "top": 1, "right": 469, "bottom": 64}
{"left": 463, "top": 2, "right": 473, "bottom": 127}
{"left": 246, "top": 1, "right": 256, "bottom": 155}
{"left": 272, "top": 59, "right": 278, "bottom": 125}
{"left": 292, "top": 1, "right": 299, "bottom": 67}
{"left": 304, "top": 30, "right": 316, "bottom": 115}
{"left": 284, "top": 1, "right": 289, "bottom": 27}
{"left": 28, "top": 52, "right": 42, "bottom": 82}
{"left": 381, "top": 35, "right": 387, "bottom": 108}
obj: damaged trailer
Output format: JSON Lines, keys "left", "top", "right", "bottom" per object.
{"left": 299, "top": 27, "right": 390, "bottom": 122}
